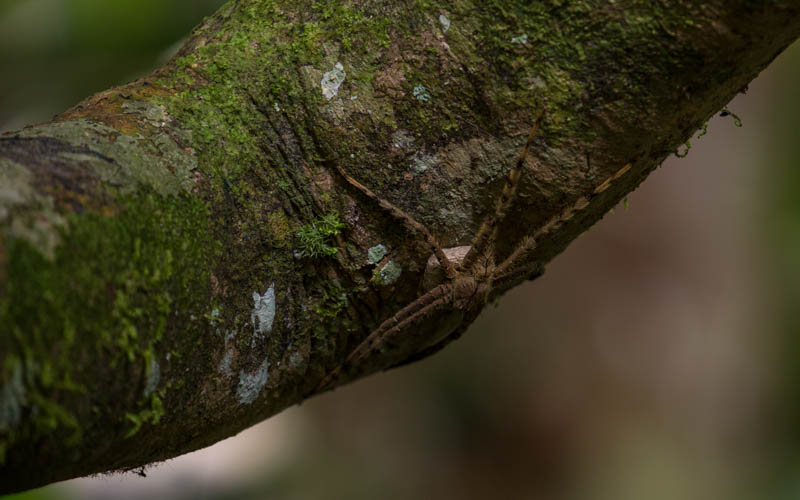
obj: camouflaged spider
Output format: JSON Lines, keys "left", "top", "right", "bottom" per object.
{"left": 317, "top": 111, "right": 632, "bottom": 392}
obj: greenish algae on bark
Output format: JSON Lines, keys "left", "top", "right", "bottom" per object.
{"left": 1, "top": 0, "right": 800, "bottom": 492}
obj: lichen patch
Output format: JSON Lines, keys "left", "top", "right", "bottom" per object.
{"left": 237, "top": 358, "right": 269, "bottom": 405}
{"left": 251, "top": 284, "right": 276, "bottom": 345}
{"left": 0, "top": 362, "right": 26, "bottom": 432}
{"left": 367, "top": 244, "right": 387, "bottom": 265}
{"left": 218, "top": 330, "right": 237, "bottom": 378}
{"left": 143, "top": 358, "right": 161, "bottom": 397}
{"left": 321, "top": 62, "right": 346, "bottom": 100}
{"left": 511, "top": 33, "right": 529, "bottom": 45}
{"left": 376, "top": 260, "right": 402, "bottom": 285}
{"left": 439, "top": 14, "right": 451, "bottom": 33}
{"left": 413, "top": 84, "right": 431, "bottom": 102}
{"left": 219, "top": 349, "right": 234, "bottom": 378}
{"left": 16, "top": 118, "right": 197, "bottom": 195}
{"left": 412, "top": 152, "right": 436, "bottom": 174}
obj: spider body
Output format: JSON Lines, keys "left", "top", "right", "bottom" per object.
{"left": 316, "top": 111, "right": 632, "bottom": 393}
{"left": 451, "top": 275, "right": 483, "bottom": 309}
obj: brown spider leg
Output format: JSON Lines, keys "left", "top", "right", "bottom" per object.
{"left": 494, "top": 236, "right": 536, "bottom": 279}
{"left": 494, "top": 161, "right": 635, "bottom": 284}
{"left": 492, "top": 260, "right": 545, "bottom": 293}
{"left": 331, "top": 163, "right": 457, "bottom": 280}
{"left": 391, "top": 321, "right": 471, "bottom": 369}
{"left": 397, "top": 260, "right": 546, "bottom": 370}
{"left": 460, "top": 109, "right": 545, "bottom": 271}
{"left": 491, "top": 196, "right": 594, "bottom": 284}
{"left": 316, "top": 284, "right": 452, "bottom": 392}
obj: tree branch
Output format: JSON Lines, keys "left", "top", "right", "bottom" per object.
{"left": 1, "top": 0, "right": 798, "bottom": 493}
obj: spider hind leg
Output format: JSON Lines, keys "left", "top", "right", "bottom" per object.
{"left": 316, "top": 283, "right": 453, "bottom": 392}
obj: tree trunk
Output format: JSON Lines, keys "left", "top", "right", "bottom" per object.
{"left": 1, "top": 0, "right": 798, "bottom": 493}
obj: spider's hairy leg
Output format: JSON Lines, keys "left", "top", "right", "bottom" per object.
{"left": 461, "top": 110, "right": 545, "bottom": 271}
{"left": 493, "top": 259, "right": 545, "bottom": 292}
{"left": 331, "top": 162, "right": 457, "bottom": 279}
{"left": 494, "top": 161, "right": 635, "bottom": 285}
{"left": 494, "top": 236, "right": 537, "bottom": 279}
{"left": 316, "top": 284, "right": 452, "bottom": 392}
{"left": 394, "top": 261, "right": 544, "bottom": 372}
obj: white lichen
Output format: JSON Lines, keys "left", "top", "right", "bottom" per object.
{"left": 289, "top": 351, "right": 305, "bottom": 368}
{"left": 367, "top": 244, "right": 388, "bottom": 265}
{"left": 218, "top": 330, "right": 237, "bottom": 378}
{"left": 412, "top": 152, "right": 436, "bottom": 174}
{"left": 439, "top": 14, "right": 451, "bottom": 33}
{"left": 413, "top": 84, "right": 431, "bottom": 102}
{"left": 392, "top": 129, "right": 416, "bottom": 150}
{"left": 121, "top": 100, "right": 169, "bottom": 122}
{"left": 511, "top": 33, "right": 529, "bottom": 45}
{"left": 378, "top": 260, "right": 402, "bottom": 285}
{"left": 218, "top": 349, "right": 234, "bottom": 377}
{"left": 321, "top": 62, "right": 346, "bottom": 100}
{"left": 251, "top": 284, "right": 276, "bottom": 346}
{"left": 0, "top": 363, "right": 26, "bottom": 431}
{"left": 143, "top": 358, "right": 161, "bottom": 397}
{"left": 237, "top": 359, "right": 270, "bottom": 405}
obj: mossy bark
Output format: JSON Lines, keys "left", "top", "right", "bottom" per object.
{"left": 1, "top": 0, "right": 798, "bottom": 493}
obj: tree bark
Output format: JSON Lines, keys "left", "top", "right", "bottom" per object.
{"left": 1, "top": 0, "right": 798, "bottom": 493}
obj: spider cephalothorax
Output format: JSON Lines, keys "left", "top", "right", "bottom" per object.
{"left": 451, "top": 274, "right": 482, "bottom": 309}
{"left": 316, "top": 112, "right": 633, "bottom": 392}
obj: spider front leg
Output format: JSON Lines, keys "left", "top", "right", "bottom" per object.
{"left": 316, "top": 284, "right": 453, "bottom": 392}
{"left": 493, "top": 160, "right": 635, "bottom": 283}
{"left": 330, "top": 162, "right": 457, "bottom": 279}
{"left": 460, "top": 109, "right": 545, "bottom": 271}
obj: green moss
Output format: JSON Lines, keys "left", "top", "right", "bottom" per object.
{"left": 0, "top": 189, "right": 219, "bottom": 460}
{"left": 313, "top": 278, "right": 349, "bottom": 318}
{"left": 28, "top": 392, "right": 81, "bottom": 446}
{"left": 296, "top": 212, "right": 345, "bottom": 258}
{"left": 267, "top": 210, "right": 292, "bottom": 245}
{"left": 123, "top": 393, "right": 165, "bottom": 439}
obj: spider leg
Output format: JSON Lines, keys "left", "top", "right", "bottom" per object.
{"left": 396, "top": 261, "right": 543, "bottom": 370}
{"left": 461, "top": 109, "right": 545, "bottom": 271}
{"left": 332, "top": 162, "right": 457, "bottom": 279}
{"left": 494, "top": 236, "right": 537, "bottom": 279}
{"left": 316, "top": 284, "right": 452, "bottom": 392}
{"left": 390, "top": 321, "right": 471, "bottom": 370}
{"left": 492, "top": 259, "right": 545, "bottom": 293}
{"left": 493, "top": 161, "right": 634, "bottom": 284}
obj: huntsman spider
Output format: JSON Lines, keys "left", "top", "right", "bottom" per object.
{"left": 317, "top": 111, "right": 632, "bottom": 392}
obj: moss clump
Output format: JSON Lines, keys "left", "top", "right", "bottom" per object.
{"left": 124, "top": 393, "right": 165, "bottom": 439}
{"left": 267, "top": 210, "right": 292, "bottom": 245}
{"left": 0, "top": 189, "right": 219, "bottom": 463}
{"left": 296, "top": 212, "right": 345, "bottom": 258}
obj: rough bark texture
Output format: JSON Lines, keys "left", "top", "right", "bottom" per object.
{"left": 1, "top": 0, "right": 798, "bottom": 493}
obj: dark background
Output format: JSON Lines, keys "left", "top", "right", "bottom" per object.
{"left": 3, "top": 1, "right": 800, "bottom": 499}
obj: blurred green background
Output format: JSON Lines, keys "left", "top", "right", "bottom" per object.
{"left": 3, "top": 1, "right": 800, "bottom": 499}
